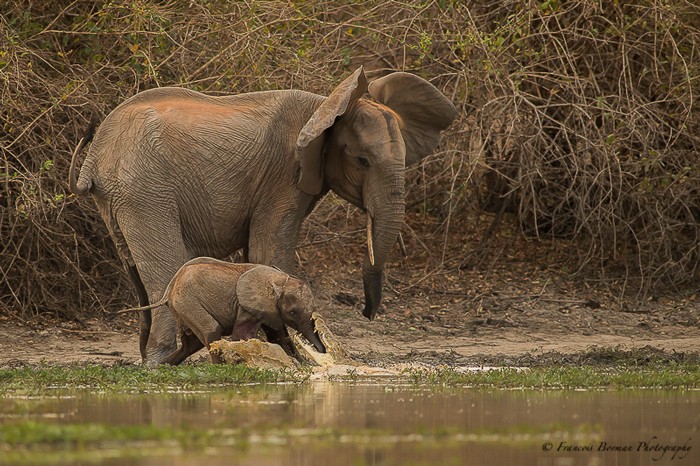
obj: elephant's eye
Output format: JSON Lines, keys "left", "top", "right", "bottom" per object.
{"left": 358, "top": 156, "right": 370, "bottom": 168}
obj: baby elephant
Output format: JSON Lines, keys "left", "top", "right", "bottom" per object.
{"left": 115, "top": 258, "right": 326, "bottom": 365}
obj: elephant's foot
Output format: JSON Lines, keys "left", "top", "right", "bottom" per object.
{"left": 144, "top": 342, "right": 178, "bottom": 368}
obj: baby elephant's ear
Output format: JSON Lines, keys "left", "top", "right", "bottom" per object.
{"left": 368, "top": 72, "right": 457, "bottom": 166}
{"left": 237, "top": 266, "right": 285, "bottom": 313}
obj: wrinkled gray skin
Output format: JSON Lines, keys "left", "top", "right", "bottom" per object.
{"left": 69, "top": 66, "right": 457, "bottom": 366}
{"left": 115, "top": 258, "right": 326, "bottom": 365}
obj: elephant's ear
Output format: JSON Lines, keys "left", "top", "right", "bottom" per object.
{"left": 236, "top": 266, "right": 286, "bottom": 315}
{"left": 295, "top": 66, "right": 368, "bottom": 195}
{"left": 368, "top": 72, "right": 457, "bottom": 166}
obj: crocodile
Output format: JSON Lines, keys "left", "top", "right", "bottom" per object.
{"left": 210, "top": 312, "right": 353, "bottom": 369}
{"left": 209, "top": 339, "right": 299, "bottom": 370}
{"left": 290, "top": 312, "right": 356, "bottom": 367}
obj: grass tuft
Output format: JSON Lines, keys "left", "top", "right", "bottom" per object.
{"left": 403, "top": 364, "right": 700, "bottom": 389}
{"left": 0, "top": 363, "right": 301, "bottom": 394}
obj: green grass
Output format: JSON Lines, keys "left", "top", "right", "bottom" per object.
{"left": 1, "top": 363, "right": 698, "bottom": 393}
{"left": 1, "top": 353, "right": 699, "bottom": 393}
{"left": 403, "top": 364, "right": 700, "bottom": 389}
{"left": 0, "top": 421, "right": 193, "bottom": 446}
{"left": 0, "top": 419, "right": 599, "bottom": 465}
{"left": 400, "top": 346, "right": 700, "bottom": 389}
{"left": 0, "top": 419, "right": 597, "bottom": 449}
{"left": 0, "top": 363, "right": 302, "bottom": 393}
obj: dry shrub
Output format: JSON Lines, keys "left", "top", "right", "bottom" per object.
{"left": 462, "top": 0, "right": 700, "bottom": 292}
{"left": 1, "top": 0, "right": 698, "bottom": 319}
{"left": 1, "top": 0, "right": 465, "bottom": 319}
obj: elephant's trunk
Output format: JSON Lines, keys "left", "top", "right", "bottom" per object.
{"left": 362, "top": 172, "right": 405, "bottom": 320}
{"left": 301, "top": 322, "right": 326, "bottom": 353}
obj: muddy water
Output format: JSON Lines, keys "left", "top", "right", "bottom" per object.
{"left": 1, "top": 382, "right": 697, "bottom": 465}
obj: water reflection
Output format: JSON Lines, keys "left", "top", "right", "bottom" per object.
{"left": 0, "top": 383, "right": 697, "bottom": 465}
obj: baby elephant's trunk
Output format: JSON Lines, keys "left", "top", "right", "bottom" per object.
{"left": 302, "top": 324, "right": 326, "bottom": 353}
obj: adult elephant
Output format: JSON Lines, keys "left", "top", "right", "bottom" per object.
{"left": 69, "top": 66, "right": 457, "bottom": 366}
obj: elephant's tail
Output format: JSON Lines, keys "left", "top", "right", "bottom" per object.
{"left": 112, "top": 296, "right": 169, "bottom": 315}
{"left": 69, "top": 117, "right": 98, "bottom": 195}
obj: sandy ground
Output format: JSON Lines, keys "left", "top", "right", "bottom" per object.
{"left": 1, "top": 264, "right": 698, "bottom": 368}
{"left": 0, "top": 312, "right": 698, "bottom": 367}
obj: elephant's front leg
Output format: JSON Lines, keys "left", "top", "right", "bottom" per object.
{"left": 248, "top": 201, "right": 308, "bottom": 357}
{"left": 247, "top": 195, "right": 310, "bottom": 273}
{"left": 261, "top": 324, "right": 300, "bottom": 359}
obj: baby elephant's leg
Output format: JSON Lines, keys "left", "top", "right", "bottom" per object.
{"left": 177, "top": 303, "right": 225, "bottom": 364}
{"left": 161, "top": 328, "right": 204, "bottom": 365}
{"left": 262, "top": 325, "right": 299, "bottom": 358}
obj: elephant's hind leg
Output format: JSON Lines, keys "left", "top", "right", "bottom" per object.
{"left": 97, "top": 201, "right": 155, "bottom": 362}
{"left": 127, "top": 264, "right": 151, "bottom": 359}
{"left": 116, "top": 209, "right": 191, "bottom": 367}
{"left": 161, "top": 328, "right": 204, "bottom": 365}
{"left": 175, "top": 302, "right": 225, "bottom": 364}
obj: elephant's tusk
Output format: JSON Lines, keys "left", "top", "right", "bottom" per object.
{"left": 366, "top": 214, "right": 375, "bottom": 266}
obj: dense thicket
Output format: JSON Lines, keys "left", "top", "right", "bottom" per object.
{"left": 2, "top": 0, "right": 698, "bottom": 318}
